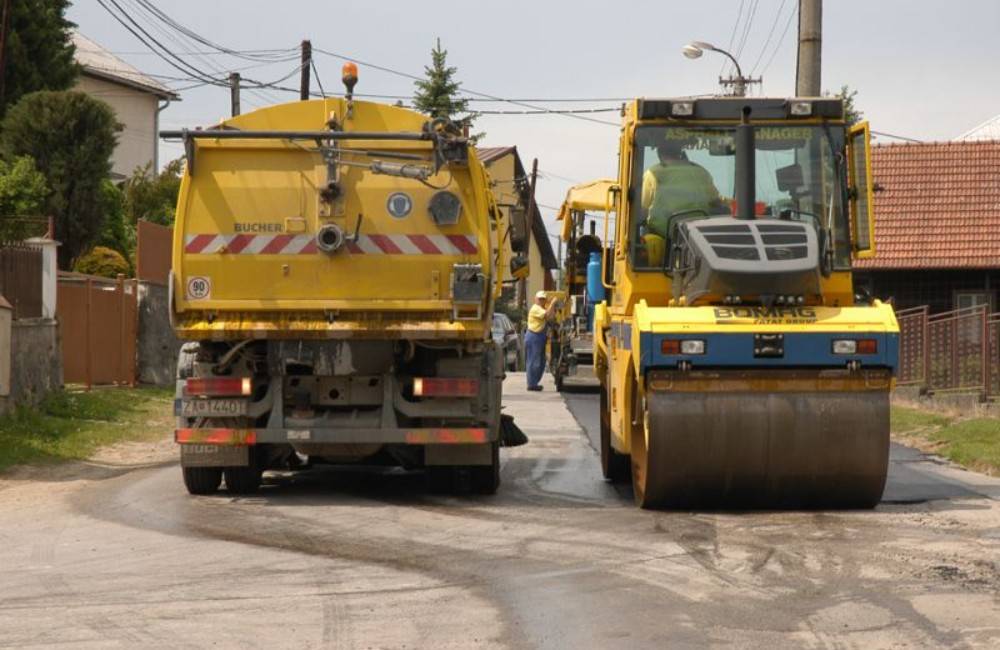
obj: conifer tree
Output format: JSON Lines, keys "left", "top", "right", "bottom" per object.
{"left": 413, "top": 38, "right": 481, "bottom": 140}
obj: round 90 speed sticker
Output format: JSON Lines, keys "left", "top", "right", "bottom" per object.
{"left": 186, "top": 276, "right": 211, "bottom": 300}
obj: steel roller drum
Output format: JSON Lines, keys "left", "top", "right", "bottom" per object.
{"left": 631, "top": 369, "right": 891, "bottom": 509}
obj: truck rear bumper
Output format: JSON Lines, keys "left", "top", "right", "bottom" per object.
{"left": 176, "top": 426, "right": 493, "bottom": 446}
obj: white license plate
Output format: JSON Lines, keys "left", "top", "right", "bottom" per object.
{"left": 181, "top": 399, "right": 248, "bottom": 417}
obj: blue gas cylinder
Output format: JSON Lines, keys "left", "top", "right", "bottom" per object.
{"left": 586, "top": 251, "right": 606, "bottom": 305}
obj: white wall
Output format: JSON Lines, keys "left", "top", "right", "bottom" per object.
{"left": 75, "top": 75, "right": 160, "bottom": 178}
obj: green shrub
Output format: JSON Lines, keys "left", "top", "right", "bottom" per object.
{"left": 73, "top": 246, "right": 129, "bottom": 278}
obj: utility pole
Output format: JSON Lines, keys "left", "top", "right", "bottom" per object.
{"left": 229, "top": 72, "right": 241, "bottom": 116}
{"left": 796, "top": 0, "right": 822, "bottom": 97}
{"left": 0, "top": 0, "right": 12, "bottom": 108}
{"left": 299, "top": 39, "right": 311, "bottom": 101}
{"left": 519, "top": 158, "right": 539, "bottom": 312}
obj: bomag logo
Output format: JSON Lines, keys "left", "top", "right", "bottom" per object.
{"left": 714, "top": 306, "right": 817, "bottom": 325}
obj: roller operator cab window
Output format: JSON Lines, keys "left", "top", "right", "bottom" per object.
{"left": 629, "top": 124, "right": 851, "bottom": 270}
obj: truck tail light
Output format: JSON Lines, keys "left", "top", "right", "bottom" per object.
{"left": 184, "top": 377, "right": 252, "bottom": 397}
{"left": 413, "top": 377, "right": 479, "bottom": 397}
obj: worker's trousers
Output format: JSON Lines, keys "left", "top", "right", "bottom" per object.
{"left": 525, "top": 329, "right": 546, "bottom": 389}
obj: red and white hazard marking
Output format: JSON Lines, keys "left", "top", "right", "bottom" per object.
{"left": 184, "top": 233, "right": 478, "bottom": 255}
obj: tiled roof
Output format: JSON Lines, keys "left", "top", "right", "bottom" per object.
{"left": 476, "top": 146, "right": 515, "bottom": 164}
{"left": 854, "top": 140, "right": 1000, "bottom": 270}
{"left": 73, "top": 32, "right": 179, "bottom": 99}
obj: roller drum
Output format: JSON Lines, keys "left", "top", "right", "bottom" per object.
{"left": 632, "top": 370, "right": 890, "bottom": 509}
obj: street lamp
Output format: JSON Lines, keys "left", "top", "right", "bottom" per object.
{"left": 682, "top": 41, "right": 759, "bottom": 97}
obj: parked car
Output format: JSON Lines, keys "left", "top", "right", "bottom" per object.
{"left": 492, "top": 313, "right": 519, "bottom": 371}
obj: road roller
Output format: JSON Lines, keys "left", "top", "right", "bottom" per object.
{"left": 592, "top": 96, "right": 899, "bottom": 508}
{"left": 549, "top": 179, "right": 616, "bottom": 391}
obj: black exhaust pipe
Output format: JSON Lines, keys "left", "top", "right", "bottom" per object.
{"left": 735, "top": 106, "right": 755, "bottom": 220}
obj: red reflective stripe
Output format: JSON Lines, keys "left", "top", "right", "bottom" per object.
{"left": 446, "top": 235, "right": 477, "bottom": 255}
{"left": 186, "top": 234, "right": 216, "bottom": 253}
{"left": 408, "top": 234, "right": 440, "bottom": 254}
{"left": 225, "top": 234, "right": 254, "bottom": 254}
{"left": 403, "top": 428, "right": 488, "bottom": 444}
{"left": 345, "top": 240, "right": 364, "bottom": 254}
{"left": 175, "top": 429, "right": 257, "bottom": 445}
{"left": 370, "top": 234, "right": 403, "bottom": 254}
{"left": 298, "top": 238, "right": 318, "bottom": 254}
{"left": 261, "top": 234, "right": 294, "bottom": 254}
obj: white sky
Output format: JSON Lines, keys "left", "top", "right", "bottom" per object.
{"left": 70, "top": 0, "right": 1000, "bottom": 243}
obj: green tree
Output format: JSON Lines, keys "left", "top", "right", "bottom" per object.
{"left": 0, "top": 91, "right": 121, "bottom": 268}
{"left": 834, "top": 85, "right": 863, "bottom": 126}
{"left": 413, "top": 38, "right": 480, "bottom": 140}
{"left": 0, "top": 0, "right": 79, "bottom": 117}
{"left": 122, "top": 159, "right": 183, "bottom": 226}
{"left": 0, "top": 155, "right": 48, "bottom": 240}
{"left": 73, "top": 245, "right": 129, "bottom": 278}
{"left": 96, "top": 179, "right": 134, "bottom": 268}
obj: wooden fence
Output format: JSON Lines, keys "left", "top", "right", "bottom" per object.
{"left": 0, "top": 243, "right": 43, "bottom": 319}
{"left": 56, "top": 273, "right": 138, "bottom": 387}
{"left": 896, "top": 304, "right": 1000, "bottom": 399}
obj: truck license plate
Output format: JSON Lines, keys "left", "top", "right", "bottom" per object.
{"left": 181, "top": 399, "right": 248, "bottom": 417}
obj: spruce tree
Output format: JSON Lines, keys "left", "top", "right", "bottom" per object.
{"left": 413, "top": 38, "right": 480, "bottom": 140}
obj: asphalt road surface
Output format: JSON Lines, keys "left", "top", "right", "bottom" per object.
{"left": 1, "top": 374, "right": 998, "bottom": 649}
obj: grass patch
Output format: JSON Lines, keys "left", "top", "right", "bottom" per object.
{"left": 891, "top": 406, "right": 953, "bottom": 434}
{"left": 891, "top": 405, "right": 1000, "bottom": 475}
{"left": 0, "top": 387, "right": 173, "bottom": 472}
{"left": 927, "top": 419, "right": 1000, "bottom": 475}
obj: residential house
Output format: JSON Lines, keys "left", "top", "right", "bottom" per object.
{"left": 476, "top": 146, "right": 558, "bottom": 300}
{"left": 72, "top": 32, "right": 179, "bottom": 179}
{"left": 853, "top": 140, "right": 1000, "bottom": 313}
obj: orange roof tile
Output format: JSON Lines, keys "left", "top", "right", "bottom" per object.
{"left": 854, "top": 140, "right": 1000, "bottom": 270}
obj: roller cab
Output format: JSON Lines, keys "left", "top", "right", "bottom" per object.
{"left": 595, "top": 96, "right": 898, "bottom": 508}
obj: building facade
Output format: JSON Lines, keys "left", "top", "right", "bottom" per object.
{"left": 72, "top": 32, "right": 179, "bottom": 179}
{"left": 853, "top": 140, "right": 1000, "bottom": 313}
{"left": 477, "top": 147, "right": 558, "bottom": 300}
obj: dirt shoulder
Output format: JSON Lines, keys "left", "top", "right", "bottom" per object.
{"left": 0, "top": 387, "right": 176, "bottom": 490}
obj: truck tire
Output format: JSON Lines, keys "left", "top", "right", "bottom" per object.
{"left": 224, "top": 464, "right": 262, "bottom": 494}
{"left": 600, "top": 384, "right": 629, "bottom": 482}
{"left": 471, "top": 443, "right": 500, "bottom": 495}
{"left": 182, "top": 467, "right": 222, "bottom": 495}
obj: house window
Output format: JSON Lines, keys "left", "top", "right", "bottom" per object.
{"left": 955, "top": 291, "right": 993, "bottom": 312}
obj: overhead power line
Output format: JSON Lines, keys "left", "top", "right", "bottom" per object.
{"left": 759, "top": 3, "right": 798, "bottom": 77}
{"left": 749, "top": 0, "right": 788, "bottom": 76}
{"left": 313, "top": 47, "right": 618, "bottom": 127}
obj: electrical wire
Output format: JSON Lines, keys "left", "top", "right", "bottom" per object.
{"left": 313, "top": 47, "right": 618, "bottom": 127}
{"left": 722, "top": 0, "right": 747, "bottom": 75}
{"left": 759, "top": 3, "right": 798, "bottom": 77}
{"left": 749, "top": 0, "right": 788, "bottom": 76}
{"left": 733, "top": 0, "right": 761, "bottom": 63}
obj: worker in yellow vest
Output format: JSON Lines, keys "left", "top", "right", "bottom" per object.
{"left": 641, "top": 140, "right": 725, "bottom": 265}
{"left": 525, "top": 290, "right": 558, "bottom": 391}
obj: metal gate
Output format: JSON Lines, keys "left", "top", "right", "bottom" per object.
{"left": 57, "top": 273, "right": 138, "bottom": 386}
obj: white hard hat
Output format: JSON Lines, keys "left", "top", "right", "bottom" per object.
{"left": 535, "top": 291, "right": 547, "bottom": 299}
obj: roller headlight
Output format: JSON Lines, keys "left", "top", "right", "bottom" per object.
{"left": 428, "top": 191, "right": 462, "bottom": 225}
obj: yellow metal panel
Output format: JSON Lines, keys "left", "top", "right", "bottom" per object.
{"left": 848, "top": 120, "right": 877, "bottom": 259}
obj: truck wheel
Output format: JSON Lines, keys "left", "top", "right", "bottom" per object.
{"left": 426, "top": 467, "right": 454, "bottom": 494}
{"left": 600, "top": 385, "right": 629, "bottom": 482}
{"left": 471, "top": 444, "right": 500, "bottom": 495}
{"left": 182, "top": 466, "right": 222, "bottom": 495}
{"left": 224, "top": 465, "right": 262, "bottom": 494}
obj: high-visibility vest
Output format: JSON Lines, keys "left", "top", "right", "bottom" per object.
{"left": 645, "top": 162, "right": 717, "bottom": 237}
